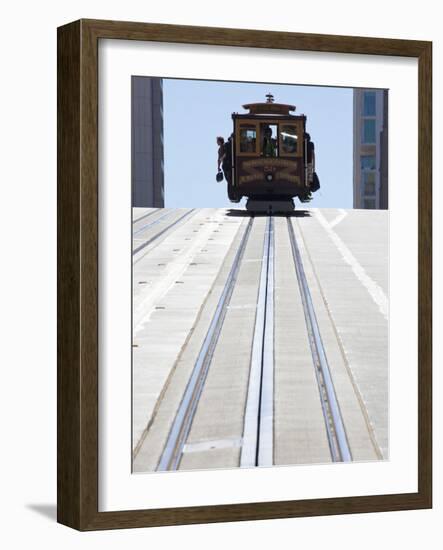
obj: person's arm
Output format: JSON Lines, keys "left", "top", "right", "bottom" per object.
{"left": 218, "top": 147, "right": 224, "bottom": 170}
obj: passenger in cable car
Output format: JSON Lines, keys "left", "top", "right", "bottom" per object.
{"left": 299, "top": 133, "right": 320, "bottom": 203}
{"left": 216, "top": 136, "right": 225, "bottom": 173}
{"left": 261, "top": 126, "right": 277, "bottom": 157}
{"left": 222, "top": 134, "right": 233, "bottom": 185}
{"left": 216, "top": 135, "right": 233, "bottom": 185}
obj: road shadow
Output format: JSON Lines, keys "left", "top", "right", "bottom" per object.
{"left": 26, "top": 503, "right": 57, "bottom": 522}
{"left": 225, "top": 209, "right": 312, "bottom": 218}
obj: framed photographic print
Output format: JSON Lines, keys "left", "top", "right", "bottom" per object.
{"left": 57, "top": 19, "right": 432, "bottom": 530}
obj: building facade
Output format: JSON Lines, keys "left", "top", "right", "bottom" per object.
{"left": 353, "top": 89, "right": 388, "bottom": 209}
{"left": 132, "top": 77, "right": 164, "bottom": 208}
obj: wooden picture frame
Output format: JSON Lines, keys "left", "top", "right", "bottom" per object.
{"left": 57, "top": 19, "right": 432, "bottom": 530}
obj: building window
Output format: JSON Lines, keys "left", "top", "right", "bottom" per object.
{"left": 362, "top": 91, "right": 376, "bottom": 116}
{"left": 363, "top": 171, "right": 376, "bottom": 195}
{"left": 361, "top": 155, "right": 376, "bottom": 170}
{"left": 362, "top": 119, "right": 376, "bottom": 144}
{"left": 363, "top": 198, "right": 376, "bottom": 209}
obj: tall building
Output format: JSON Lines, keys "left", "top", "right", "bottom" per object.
{"left": 131, "top": 77, "right": 164, "bottom": 208}
{"left": 353, "top": 89, "right": 388, "bottom": 209}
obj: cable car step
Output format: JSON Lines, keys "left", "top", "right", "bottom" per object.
{"left": 245, "top": 199, "right": 295, "bottom": 214}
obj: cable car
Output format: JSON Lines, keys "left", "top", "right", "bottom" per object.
{"left": 225, "top": 94, "right": 319, "bottom": 212}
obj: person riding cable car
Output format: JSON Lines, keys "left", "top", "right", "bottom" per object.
{"left": 299, "top": 133, "right": 320, "bottom": 203}
{"left": 216, "top": 135, "right": 233, "bottom": 184}
{"left": 261, "top": 126, "right": 277, "bottom": 157}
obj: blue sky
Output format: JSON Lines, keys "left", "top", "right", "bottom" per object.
{"left": 163, "top": 79, "right": 353, "bottom": 209}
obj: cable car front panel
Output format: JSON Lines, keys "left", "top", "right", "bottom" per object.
{"left": 232, "top": 114, "right": 307, "bottom": 201}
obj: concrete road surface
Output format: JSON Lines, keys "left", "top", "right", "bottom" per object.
{"left": 131, "top": 207, "right": 388, "bottom": 472}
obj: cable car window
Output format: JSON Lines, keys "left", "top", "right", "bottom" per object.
{"left": 260, "top": 123, "right": 278, "bottom": 157}
{"left": 280, "top": 124, "right": 298, "bottom": 155}
{"left": 239, "top": 125, "right": 257, "bottom": 153}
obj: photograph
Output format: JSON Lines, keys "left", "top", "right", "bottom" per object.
{"left": 131, "top": 77, "right": 389, "bottom": 473}
{"left": 54, "top": 14, "right": 432, "bottom": 532}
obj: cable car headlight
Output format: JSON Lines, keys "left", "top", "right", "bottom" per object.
{"left": 266, "top": 174, "right": 273, "bottom": 182}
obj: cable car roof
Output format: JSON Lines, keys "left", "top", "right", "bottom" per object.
{"left": 242, "top": 94, "right": 296, "bottom": 116}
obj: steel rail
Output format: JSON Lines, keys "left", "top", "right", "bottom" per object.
{"left": 132, "top": 209, "right": 176, "bottom": 237}
{"left": 287, "top": 217, "right": 352, "bottom": 462}
{"left": 240, "top": 216, "right": 275, "bottom": 468}
{"left": 157, "top": 217, "right": 255, "bottom": 471}
{"left": 132, "top": 208, "right": 160, "bottom": 225}
{"left": 132, "top": 209, "right": 196, "bottom": 256}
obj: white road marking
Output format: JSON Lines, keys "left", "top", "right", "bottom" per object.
{"left": 315, "top": 210, "right": 388, "bottom": 321}
{"left": 133, "top": 213, "right": 226, "bottom": 334}
{"left": 226, "top": 304, "right": 256, "bottom": 310}
{"left": 183, "top": 438, "right": 242, "bottom": 454}
{"left": 329, "top": 208, "right": 348, "bottom": 228}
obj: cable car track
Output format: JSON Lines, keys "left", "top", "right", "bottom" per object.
{"left": 157, "top": 217, "right": 255, "bottom": 471}
{"left": 153, "top": 214, "right": 351, "bottom": 471}
{"left": 287, "top": 217, "right": 351, "bottom": 462}
{"left": 133, "top": 209, "right": 179, "bottom": 238}
{"left": 132, "top": 208, "right": 196, "bottom": 257}
{"left": 132, "top": 208, "right": 161, "bottom": 225}
{"left": 240, "top": 216, "right": 275, "bottom": 467}
{"left": 241, "top": 216, "right": 351, "bottom": 465}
